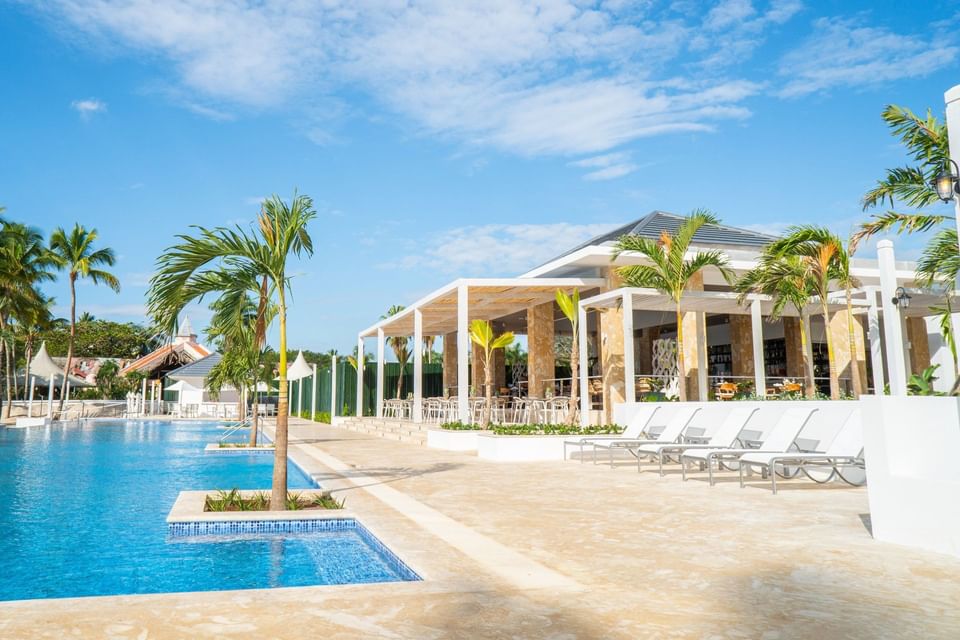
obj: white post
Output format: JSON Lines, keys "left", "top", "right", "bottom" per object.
{"left": 621, "top": 292, "right": 636, "bottom": 404}
{"left": 578, "top": 303, "right": 590, "bottom": 427}
{"left": 311, "top": 363, "right": 318, "bottom": 420}
{"left": 376, "top": 327, "right": 385, "bottom": 418}
{"left": 457, "top": 285, "right": 469, "bottom": 422}
{"left": 298, "top": 376, "right": 304, "bottom": 417}
{"left": 877, "top": 240, "right": 908, "bottom": 395}
{"left": 149, "top": 381, "right": 156, "bottom": 415}
{"left": 140, "top": 378, "right": 147, "bottom": 416}
{"left": 696, "top": 312, "right": 708, "bottom": 402}
{"left": 802, "top": 311, "right": 814, "bottom": 391}
{"left": 28, "top": 376, "right": 35, "bottom": 418}
{"left": 65, "top": 379, "right": 71, "bottom": 405}
{"left": 356, "top": 336, "right": 364, "bottom": 417}
{"left": 750, "top": 300, "right": 766, "bottom": 397}
{"left": 330, "top": 355, "right": 338, "bottom": 418}
{"left": 867, "top": 289, "right": 886, "bottom": 394}
{"left": 944, "top": 85, "right": 960, "bottom": 268}
{"left": 413, "top": 308, "right": 423, "bottom": 423}
{"left": 47, "top": 374, "right": 54, "bottom": 418}
{"left": 289, "top": 380, "right": 294, "bottom": 416}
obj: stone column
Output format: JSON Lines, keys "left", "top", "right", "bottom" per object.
{"left": 636, "top": 326, "right": 658, "bottom": 376}
{"left": 600, "top": 269, "right": 625, "bottom": 422}
{"left": 828, "top": 309, "right": 867, "bottom": 395}
{"left": 680, "top": 272, "right": 704, "bottom": 399}
{"left": 783, "top": 317, "right": 804, "bottom": 378}
{"left": 729, "top": 314, "right": 755, "bottom": 377}
{"left": 527, "top": 302, "right": 555, "bottom": 398}
{"left": 442, "top": 331, "right": 458, "bottom": 395}
{"left": 906, "top": 317, "right": 931, "bottom": 376}
{"left": 471, "top": 343, "right": 485, "bottom": 395}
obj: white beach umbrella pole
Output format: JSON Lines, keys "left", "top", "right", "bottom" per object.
{"left": 28, "top": 377, "right": 35, "bottom": 418}
{"left": 47, "top": 374, "right": 54, "bottom": 419}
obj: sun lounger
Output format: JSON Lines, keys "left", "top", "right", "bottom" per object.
{"left": 738, "top": 410, "right": 863, "bottom": 493}
{"left": 633, "top": 406, "right": 759, "bottom": 476}
{"left": 680, "top": 407, "right": 817, "bottom": 485}
{"left": 563, "top": 405, "right": 662, "bottom": 462}
{"left": 592, "top": 406, "right": 701, "bottom": 467}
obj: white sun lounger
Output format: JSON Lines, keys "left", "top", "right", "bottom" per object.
{"left": 592, "top": 406, "right": 701, "bottom": 467}
{"left": 738, "top": 410, "right": 864, "bottom": 493}
{"left": 563, "top": 405, "right": 661, "bottom": 462}
{"left": 680, "top": 407, "right": 817, "bottom": 486}
{"left": 633, "top": 406, "right": 759, "bottom": 476}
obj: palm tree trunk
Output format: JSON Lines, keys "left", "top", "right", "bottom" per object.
{"left": 483, "top": 349, "right": 493, "bottom": 426}
{"left": 675, "top": 305, "right": 687, "bottom": 402}
{"left": 5, "top": 338, "right": 14, "bottom": 418}
{"left": 567, "top": 329, "right": 579, "bottom": 424}
{"left": 59, "top": 275, "right": 77, "bottom": 412}
{"left": 822, "top": 303, "right": 840, "bottom": 400}
{"left": 271, "top": 286, "right": 289, "bottom": 511}
{"left": 845, "top": 287, "right": 863, "bottom": 397}
{"left": 798, "top": 310, "right": 816, "bottom": 399}
{"left": 396, "top": 362, "right": 404, "bottom": 399}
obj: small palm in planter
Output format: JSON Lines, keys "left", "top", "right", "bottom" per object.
{"left": 468, "top": 319, "right": 515, "bottom": 426}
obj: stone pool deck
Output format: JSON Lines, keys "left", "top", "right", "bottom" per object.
{"left": 3, "top": 417, "right": 959, "bottom": 639}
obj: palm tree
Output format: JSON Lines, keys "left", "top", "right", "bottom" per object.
{"left": 736, "top": 254, "right": 817, "bottom": 398}
{"left": 423, "top": 335, "right": 436, "bottom": 363}
{"left": 382, "top": 305, "right": 410, "bottom": 398}
{"left": 15, "top": 294, "right": 56, "bottom": 400}
{"left": 612, "top": 210, "right": 733, "bottom": 401}
{"left": 468, "top": 319, "right": 514, "bottom": 425}
{"left": 766, "top": 226, "right": 854, "bottom": 399}
{"left": 78, "top": 311, "right": 96, "bottom": 323}
{"left": 148, "top": 193, "right": 315, "bottom": 509}
{"left": 49, "top": 224, "right": 120, "bottom": 411}
{"left": 555, "top": 288, "right": 580, "bottom": 423}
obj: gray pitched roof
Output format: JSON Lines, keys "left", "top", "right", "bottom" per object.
{"left": 166, "top": 352, "right": 221, "bottom": 379}
{"left": 547, "top": 210, "right": 778, "bottom": 265}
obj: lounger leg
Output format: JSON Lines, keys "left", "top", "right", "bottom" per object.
{"left": 739, "top": 463, "right": 745, "bottom": 488}
{"left": 681, "top": 457, "right": 688, "bottom": 481}
{"left": 658, "top": 453, "right": 665, "bottom": 477}
{"left": 770, "top": 463, "right": 778, "bottom": 495}
{"left": 708, "top": 456, "right": 716, "bottom": 486}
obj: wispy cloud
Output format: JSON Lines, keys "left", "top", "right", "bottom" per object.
{"left": 570, "top": 152, "right": 639, "bottom": 180}
{"left": 70, "top": 98, "right": 107, "bottom": 118}
{"left": 778, "top": 17, "right": 959, "bottom": 97}
{"left": 384, "top": 222, "right": 619, "bottom": 275}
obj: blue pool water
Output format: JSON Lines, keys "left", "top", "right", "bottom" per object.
{"left": 0, "top": 420, "right": 417, "bottom": 601}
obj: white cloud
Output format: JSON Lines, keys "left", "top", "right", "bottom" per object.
{"left": 70, "top": 98, "right": 107, "bottom": 118}
{"left": 570, "top": 152, "right": 638, "bottom": 180}
{"left": 779, "top": 17, "right": 959, "bottom": 97}
{"left": 385, "top": 222, "right": 619, "bottom": 275}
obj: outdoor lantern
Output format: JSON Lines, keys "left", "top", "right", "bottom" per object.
{"left": 932, "top": 159, "right": 960, "bottom": 202}
{"left": 892, "top": 286, "right": 912, "bottom": 308}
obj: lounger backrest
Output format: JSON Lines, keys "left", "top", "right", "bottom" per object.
{"left": 825, "top": 409, "right": 863, "bottom": 456}
{"left": 761, "top": 407, "right": 818, "bottom": 451}
{"left": 656, "top": 406, "right": 701, "bottom": 443}
{"left": 622, "top": 405, "right": 661, "bottom": 439}
{"left": 707, "top": 406, "right": 759, "bottom": 446}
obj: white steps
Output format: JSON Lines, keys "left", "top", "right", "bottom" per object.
{"left": 336, "top": 418, "right": 430, "bottom": 445}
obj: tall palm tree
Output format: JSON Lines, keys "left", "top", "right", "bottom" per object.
{"left": 612, "top": 210, "right": 733, "bottom": 402}
{"left": 382, "top": 305, "right": 410, "bottom": 398}
{"left": 736, "top": 254, "right": 817, "bottom": 398}
{"left": 14, "top": 294, "right": 56, "bottom": 400}
{"left": 49, "top": 224, "right": 120, "bottom": 411}
{"left": 148, "top": 193, "right": 315, "bottom": 509}
{"left": 766, "top": 226, "right": 855, "bottom": 400}
{"left": 555, "top": 288, "right": 580, "bottom": 423}
{"left": 468, "top": 319, "right": 514, "bottom": 425}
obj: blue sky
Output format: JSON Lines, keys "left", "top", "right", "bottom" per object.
{"left": 1, "top": 0, "right": 958, "bottom": 353}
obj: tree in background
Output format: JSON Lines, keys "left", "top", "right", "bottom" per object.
{"left": 468, "top": 319, "right": 514, "bottom": 425}
{"left": 382, "top": 305, "right": 411, "bottom": 398}
{"left": 49, "top": 223, "right": 120, "bottom": 412}
{"left": 613, "top": 210, "right": 733, "bottom": 401}
{"left": 95, "top": 359, "right": 120, "bottom": 399}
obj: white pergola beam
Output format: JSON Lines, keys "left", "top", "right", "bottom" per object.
{"left": 622, "top": 292, "right": 635, "bottom": 404}
{"left": 413, "top": 308, "right": 423, "bottom": 423}
{"left": 751, "top": 299, "right": 766, "bottom": 397}
{"left": 376, "top": 328, "right": 385, "bottom": 417}
{"left": 330, "top": 355, "right": 338, "bottom": 418}
{"left": 878, "top": 240, "right": 908, "bottom": 395}
{"left": 867, "top": 291, "right": 885, "bottom": 394}
{"left": 578, "top": 303, "right": 589, "bottom": 427}
{"left": 457, "top": 285, "right": 469, "bottom": 422}
{"left": 356, "top": 336, "right": 364, "bottom": 417}
{"left": 310, "top": 363, "right": 317, "bottom": 419}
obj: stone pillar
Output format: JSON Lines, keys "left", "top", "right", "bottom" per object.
{"left": 600, "top": 269, "right": 625, "bottom": 422}
{"left": 470, "top": 337, "right": 506, "bottom": 395}
{"left": 527, "top": 302, "right": 555, "bottom": 398}
{"left": 471, "top": 343, "right": 485, "bottom": 395}
{"left": 783, "top": 317, "right": 804, "bottom": 378}
{"left": 906, "top": 317, "right": 931, "bottom": 376}
{"left": 492, "top": 347, "right": 506, "bottom": 394}
{"left": 680, "top": 272, "right": 704, "bottom": 399}
{"left": 442, "top": 332, "right": 458, "bottom": 395}
{"left": 828, "top": 309, "right": 867, "bottom": 395}
{"left": 636, "top": 326, "right": 658, "bottom": 376}
{"left": 729, "top": 314, "right": 755, "bottom": 377}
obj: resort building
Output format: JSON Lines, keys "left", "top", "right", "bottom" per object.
{"left": 357, "top": 211, "right": 949, "bottom": 424}
{"left": 120, "top": 317, "right": 211, "bottom": 405}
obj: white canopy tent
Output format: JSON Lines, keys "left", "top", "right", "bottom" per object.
{"left": 27, "top": 342, "right": 90, "bottom": 418}
{"left": 164, "top": 379, "right": 203, "bottom": 407}
{"left": 283, "top": 351, "right": 314, "bottom": 417}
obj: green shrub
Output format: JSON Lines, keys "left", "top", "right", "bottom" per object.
{"left": 440, "top": 421, "right": 484, "bottom": 430}
{"left": 491, "top": 423, "right": 623, "bottom": 436}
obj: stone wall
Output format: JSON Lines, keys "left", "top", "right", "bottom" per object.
{"left": 729, "top": 314, "right": 754, "bottom": 378}
{"left": 600, "top": 269, "right": 625, "bottom": 422}
{"left": 906, "top": 317, "right": 931, "bottom": 377}
{"left": 828, "top": 310, "right": 867, "bottom": 395}
{"left": 442, "top": 331, "right": 457, "bottom": 393}
{"left": 527, "top": 302, "right": 555, "bottom": 398}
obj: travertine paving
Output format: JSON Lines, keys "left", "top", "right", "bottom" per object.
{"left": 3, "top": 418, "right": 959, "bottom": 639}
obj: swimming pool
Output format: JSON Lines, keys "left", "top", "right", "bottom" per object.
{"left": 0, "top": 420, "right": 417, "bottom": 601}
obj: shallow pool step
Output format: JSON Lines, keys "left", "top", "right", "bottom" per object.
{"left": 335, "top": 418, "right": 429, "bottom": 445}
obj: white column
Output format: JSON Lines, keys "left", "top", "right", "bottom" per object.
{"left": 944, "top": 85, "right": 960, "bottom": 268}
{"left": 311, "top": 363, "right": 318, "bottom": 419}
{"left": 802, "top": 311, "right": 814, "bottom": 388}
{"left": 298, "top": 376, "right": 304, "bottom": 417}
{"left": 356, "top": 336, "right": 364, "bottom": 417}
{"left": 578, "top": 303, "right": 590, "bottom": 427}
{"left": 149, "top": 381, "right": 156, "bottom": 415}
{"left": 140, "top": 377, "right": 147, "bottom": 416}
{"left": 376, "top": 327, "right": 385, "bottom": 418}
{"left": 867, "top": 290, "right": 886, "bottom": 394}
{"left": 750, "top": 300, "right": 766, "bottom": 397}
{"left": 696, "top": 312, "right": 708, "bottom": 402}
{"left": 621, "top": 292, "right": 636, "bottom": 404}
{"left": 47, "top": 374, "right": 54, "bottom": 418}
{"left": 28, "top": 376, "right": 35, "bottom": 418}
{"left": 456, "top": 285, "right": 469, "bottom": 422}
{"left": 878, "top": 240, "right": 908, "bottom": 395}
{"left": 330, "top": 355, "right": 338, "bottom": 418}
{"left": 413, "top": 308, "right": 423, "bottom": 423}
{"left": 288, "top": 379, "right": 294, "bottom": 416}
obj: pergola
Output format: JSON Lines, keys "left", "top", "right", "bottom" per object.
{"left": 358, "top": 277, "right": 605, "bottom": 423}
